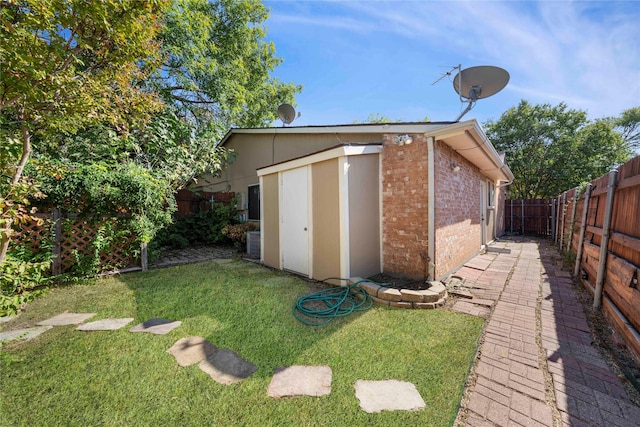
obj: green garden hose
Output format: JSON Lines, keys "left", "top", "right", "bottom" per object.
{"left": 293, "top": 280, "right": 377, "bottom": 326}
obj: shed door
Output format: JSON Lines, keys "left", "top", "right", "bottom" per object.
{"left": 281, "top": 166, "right": 310, "bottom": 276}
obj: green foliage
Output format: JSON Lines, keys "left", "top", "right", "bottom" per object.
{"left": 0, "top": 254, "right": 50, "bottom": 316}
{"left": 485, "top": 100, "right": 632, "bottom": 199}
{"left": 31, "top": 161, "right": 175, "bottom": 244}
{"left": 152, "top": 202, "right": 239, "bottom": 250}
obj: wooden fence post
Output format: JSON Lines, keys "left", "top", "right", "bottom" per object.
{"left": 559, "top": 191, "right": 567, "bottom": 250}
{"left": 521, "top": 199, "right": 524, "bottom": 235}
{"left": 574, "top": 183, "right": 592, "bottom": 277}
{"left": 551, "top": 198, "right": 556, "bottom": 241}
{"left": 567, "top": 187, "right": 579, "bottom": 253}
{"left": 141, "top": 242, "right": 148, "bottom": 271}
{"left": 594, "top": 170, "right": 618, "bottom": 309}
{"left": 52, "top": 209, "right": 62, "bottom": 275}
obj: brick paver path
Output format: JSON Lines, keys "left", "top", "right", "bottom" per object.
{"left": 454, "top": 237, "right": 640, "bottom": 426}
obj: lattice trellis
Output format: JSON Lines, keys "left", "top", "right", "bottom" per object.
{"left": 60, "top": 217, "right": 138, "bottom": 273}
{"left": 11, "top": 216, "right": 53, "bottom": 257}
{"left": 12, "top": 213, "right": 139, "bottom": 275}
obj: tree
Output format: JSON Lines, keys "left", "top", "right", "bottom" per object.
{"left": 611, "top": 107, "right": 640, "bottom": 152}
{"left": 148, "top": 0, "right": 301, "bottom": 134}
{"left": 0, "top": 0, "right": 168, "bottom": 263}
{"left": 36, "top": 0, "right": 301, "bottom": 190}
{"left": 484, "top": 100, "right": 631, "bottom": 199}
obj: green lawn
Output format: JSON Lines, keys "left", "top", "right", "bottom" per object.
{"left": 1, "top": 259, "right": 483, "bottom": 426}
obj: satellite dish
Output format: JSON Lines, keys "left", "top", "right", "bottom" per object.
{"left": 277, "top": 103, "right": 296, "bottom": 125}
{"left": 453, "top": 66, "right": 509, "bottom": 101}
{"left": 445, "top": 65, "right": 509, "bottom": 121}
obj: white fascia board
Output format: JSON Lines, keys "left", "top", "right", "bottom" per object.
{"left": 257, "top": 145, "right": 382, "bottom": 177}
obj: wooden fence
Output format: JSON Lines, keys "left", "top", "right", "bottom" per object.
{"left": 175, "top": 190, "right": 235, "bottom": 218}
{"left": 551, "top": 155, "right": 640, "bottom": 360}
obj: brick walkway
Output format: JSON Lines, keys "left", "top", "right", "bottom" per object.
{"left": 453, "top": 237, "right": 640, "bottom": 426}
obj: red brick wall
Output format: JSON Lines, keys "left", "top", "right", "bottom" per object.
{"left": 433, "top": 141, "right": 482, "bottom": 278}
{"left": 381, "top": 134, "right": 430, "bottom": 279}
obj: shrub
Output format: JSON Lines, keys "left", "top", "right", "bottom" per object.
{"left": 151, "top": 200, "right": 240, "bottom": 250}
{"left": 221, "top": 222, "right": 258, "bottom": 250}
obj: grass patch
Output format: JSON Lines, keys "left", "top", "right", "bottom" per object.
{"left": 1, "top": 260, "right": 483, "bottom": 426}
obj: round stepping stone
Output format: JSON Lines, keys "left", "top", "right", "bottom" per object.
{"left": 37, "top": 312, "right": 96, "bottom": 326}
{"left": 354, "top": 380, "right": 426, "bottom": 413}
{"left": 198, "top": 348, "right": 258, "bottom": 385}
{"left": 267, "top": 365, "right": 332, "bottom": 398}
{"left": 76, "top": 318, "right": 134, "bottom": 331}
{"left": 167, "top": 336, "right": 217, "bottom": 366}
{"left": 129, "top": 318, "right": 182, "bottom": 335}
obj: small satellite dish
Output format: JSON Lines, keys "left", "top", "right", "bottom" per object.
{"left": 277, "top": 103, "right": 296, "bottom": 125}
{"left": 452, "top": 66, "right": 509, "bottom": 101}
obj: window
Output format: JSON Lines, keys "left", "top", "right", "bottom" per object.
{"left": 248, "top": 184, "right": 260, "bottom": 220}
{"left": 487, "top": 182, "right": 495, "bottom": 208}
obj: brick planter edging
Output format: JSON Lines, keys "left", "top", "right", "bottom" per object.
{"left": 350, "top": 278, "right": 447, "bottom": 309}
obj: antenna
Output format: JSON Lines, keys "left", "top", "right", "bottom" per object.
{"left": 452, "top": 65, "right": 509, "bottom": 121}
{"left": 277, "top": 103, "right": 296, "bottom": 126}
{"left": 432, "top": 64, "right": 461, "bottom": 86}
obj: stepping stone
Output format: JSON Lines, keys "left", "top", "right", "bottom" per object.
{"left": 198, "top": 348, "right": 258, "bottom": 385}
{"left": 129, "top": 318, "right": 182, "bottom": 335}
{"left": 167, "top": 336, "right": 217, "bottom": 366}
{"left": 267, "top": 365, "right": 332, "bottom": 398}
{"left": 37, "top": 312, "right": 96, "bottom": 326}
{"left": 354, "top": 380, "right": 425, "bottom": 413}
{"left": 0, "top": 315, "right": 16, "bottom": 324}
{"left": 0, "top": 326, "right": 52, "bottom": 342}
{"left": 76, "top": 318, "right": 134, "bottom": 331}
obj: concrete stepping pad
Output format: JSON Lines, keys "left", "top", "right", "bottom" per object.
{"left": 167, "top": 336, "right": 217, "bottom": 366}
{"left": 0, "top": 325, "right": 52, "bottom": 342}
{"left": 76, "top": 318, "right": 134, "bottom": 331}
{"left": 129, "top": 318, "right": 182, "bottom": 335}
{"left": 198, "top": 348, "right": 258, "bottom": 385}
{"left": 37, "top": 312, "right": 96, "bottom": 326}
{"left": 267, "top": 365, "right": 332, "bottom": 398}
{"left": 354, "top": 380, "right": 425, "bottom": 413}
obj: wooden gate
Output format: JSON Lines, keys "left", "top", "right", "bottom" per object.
{"left": 504, "top": 199, "right": 552, "bottom": 236}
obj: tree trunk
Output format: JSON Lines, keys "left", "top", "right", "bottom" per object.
{"left": 0, "top": 124, "right": 33, "bottom": 265}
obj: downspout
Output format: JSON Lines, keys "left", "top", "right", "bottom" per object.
{"left": 574, "top": 183, "right": 592, "bottom": 277}
{"left": 594, "top": 169, "right": 618, "bottom": 309}
{"left": 427, "top": 136, "right": 435, "bottom": 280}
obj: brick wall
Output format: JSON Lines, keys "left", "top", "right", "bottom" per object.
{"left": 433, "top": 141, "right": 482, "bottom": 278}
{"left": 381, "top": 133, "right": 430, "bottom": 279}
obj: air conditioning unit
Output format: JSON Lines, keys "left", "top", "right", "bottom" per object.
{"left": 246, "top": 231, "right": 260, "bottom": 258}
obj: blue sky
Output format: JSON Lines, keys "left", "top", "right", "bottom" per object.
{"left": 263, "top": 0, "right": 640, "bottom": 126}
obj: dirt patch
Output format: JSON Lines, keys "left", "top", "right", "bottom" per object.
{"left": 367, "top": 274, "right": 432, "bottom": 291}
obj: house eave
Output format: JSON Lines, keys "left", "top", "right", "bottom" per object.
{"left": 426, "top": 119, "right": 514, "bottom": 183}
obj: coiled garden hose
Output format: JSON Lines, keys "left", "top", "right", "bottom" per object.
{"left": 293, "top": 280, "right": 377, "bottom": 326}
